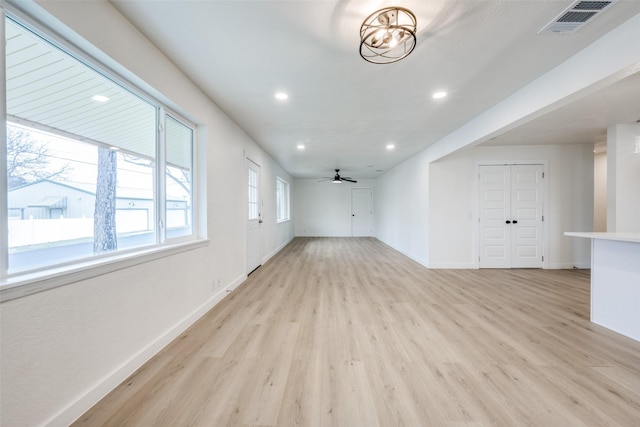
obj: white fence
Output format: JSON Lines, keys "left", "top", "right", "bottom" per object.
{"left": 8, "top": 215, "right": 153, "bottom": 248}
{"left": 9, "top": 217, "right": 94, "bottom": 247}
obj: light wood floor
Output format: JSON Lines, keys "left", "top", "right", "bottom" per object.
{"left": 75, "top": 237, "right": 640, "bottom": 426}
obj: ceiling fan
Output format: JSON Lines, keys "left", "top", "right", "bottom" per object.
{"left": 319, "top": 169, "right": 357, "bottom": 184}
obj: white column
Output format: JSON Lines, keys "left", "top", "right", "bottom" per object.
{"left": 606, "top": 124, "right": 640, "bottom": 232}
{"left": 593, "top": 150, "right": 607, "bottom": 232}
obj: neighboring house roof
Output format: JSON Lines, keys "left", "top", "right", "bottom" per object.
{"left": 28, "top": 196, "right": 67, "bottom": 208}
{"left": 10, "top": 179, "right": 94, "bottom": 196}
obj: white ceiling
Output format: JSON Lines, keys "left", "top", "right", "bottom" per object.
{"left": 484, "top": 71, "right": 640, "bottom": 148}
{"left": 110, "top": 0, "right": 640, "bottom": 179}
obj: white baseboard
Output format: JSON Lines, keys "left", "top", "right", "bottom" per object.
{"left": 263, "top": 236, "right": 294, "bottom": 264}
{"left": 228, "top": 273, "right": 248, "bottom": 291}
{"left": 428, "top": 263, "right": 476, "bottom": 269}
{"left": 374, "top": 238, "right": 429, "bottom": 268}
{"left": 48, "top": 274, "right": 246, "bottom": 427}
{"left": 546, "top": 262, "right": 591, "bottom": 269}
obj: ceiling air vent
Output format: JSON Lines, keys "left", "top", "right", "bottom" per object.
{"left": 539, "top": 1, "right": 616, "bottom": 33}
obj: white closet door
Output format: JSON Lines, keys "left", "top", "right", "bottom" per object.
{"left": 510, "top": 165, "right": 544, "bottom": 268}
{"left": 479, "top": 166, "right": 511, "bottom": 268}
{"left": 479, "top": 164, "right": 544, "bottom": 268}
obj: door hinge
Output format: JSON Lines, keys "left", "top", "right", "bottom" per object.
{"left": 542, "top": 215, "right": 544, "bottom": 222}
{"left": 542, "top": 172, "right": 545, "bottom": 178}
{"left": 542, "top": 256, "right": 544, "bottom": 262}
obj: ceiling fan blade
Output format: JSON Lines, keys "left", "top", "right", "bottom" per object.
{"left": 318, "top": 169, "right": 357, "bottom": 183}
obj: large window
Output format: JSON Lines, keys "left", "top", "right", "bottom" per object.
{"left": 2, "top": 14, "right": 196, "bottom": 278}
{"left": 276, "top": 177, "right": 290, "bottom": 223}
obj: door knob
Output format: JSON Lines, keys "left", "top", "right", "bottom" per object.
{"left": 505, "top": 220, "right": 511, "bottom": 224}
{"left": 513, "top": 220, "right": 518, "bottom": 224}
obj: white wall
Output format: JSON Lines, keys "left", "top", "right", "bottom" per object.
{"left": 374, "top": 152, "right": 430, "bottom": 266}
{"left": 0, "top": 2, "right": 293, "bottom": 426}
{"left": 429, "top": 144, "right": 594, "bottom": 269}
{"left": 428, "top": 152, "right": 476, "bottom": 268}
{"left": 294, "top": 179, "right": 374, "bottom": 237}
{"left": 376, "top": 143, "right": 595, "bottom": 270}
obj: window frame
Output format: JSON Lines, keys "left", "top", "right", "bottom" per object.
{"left": 247, "top": 165, "right": 259, "bottom": 221}
{"left": 163, "top": 112, "right": 195, "bottom": 239}
{"left": 276, "top": 176, "right": 290, "bottom": 223}
{"left": 0, "top": 7, "right": 205, "bottom": 301}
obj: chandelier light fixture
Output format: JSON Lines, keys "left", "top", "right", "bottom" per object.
{"left": 359, "top": 6, "right": 417, "bottom": 64}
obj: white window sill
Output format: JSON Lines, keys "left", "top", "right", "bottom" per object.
{"left": 277, "top": 219, "right": 291, "bottom": 224}
{"left": 0, "top": 239, "right": 209, "bottom": 302}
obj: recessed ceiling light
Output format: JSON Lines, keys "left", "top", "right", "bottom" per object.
{"left": 386, "top": 144, "right": 395, "bottom": 150}
{"left": 432, "top": 91, "right": 447, "bottom": 99}
{"left": 92, "top": 94, "right": 109, "bottom": 102}
{"left": 296, "top": 144, "right": 305, "bottom": 150}
{"left": 275, "top": 92, "right": 288, "bottom": 100}
{"left": 108, "top": 146, "right": 120, "bottom": 151}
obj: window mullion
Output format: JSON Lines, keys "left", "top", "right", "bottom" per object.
{"left": 157, "top": 108, "right": 167, "bottom": 244}
{"left": 1, "top": 6, "right": 8, "bottom": 278}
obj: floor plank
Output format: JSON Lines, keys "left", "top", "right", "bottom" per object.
{"left": 74, "top": 237, "right": 640, "bottom": 426}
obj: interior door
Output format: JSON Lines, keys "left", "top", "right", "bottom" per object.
{"left": 479, "top": 164, "right": 543, "bottom": 268}
{"left": 479, "top": 166, "right": 510, "bottom": 268}
{"left": 510, "top": 165, "right": 544, "bottom": 268}
{"left": 351, "top": 188, "right": 373, "bottom": 236}
{"left": 246, "top": 159, "right": 262, "bottom": 274}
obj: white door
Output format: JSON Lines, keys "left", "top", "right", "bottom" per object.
{"left": 479, "top": 164, "right": 544, "bottom": 268}
{"left": 351, "top": 188, "right": 373, "bottom": 236}
{"left": 510, "top": 165, "right": 544, "bottom": 268}
{"left": 247, "top": 159, "right": 262, "bottom": 274}
{"left": 479, "top": 166, "right": 510, "bottom": 268}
